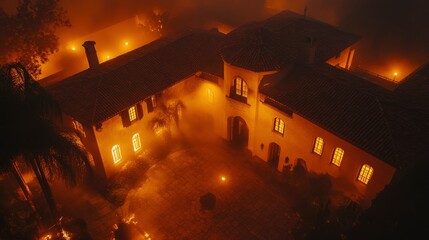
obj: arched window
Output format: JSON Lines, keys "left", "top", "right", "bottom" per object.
{"left": 234, "top": 77, "right": 248, "bottom": 98}
{"left": 358, "top": 164, "right": 374, "bottom": 184}
{"left": 132, "top": 133, "right": 141, "bottom": 152}
{"left": 313, "top": 137, "right": 324, "bottom": 155}
{"left": 273, "top": 117, "right": 285, "bottom": 134}
{"left": 112, "top": 145, "right": 122, "bottom": 164}
{"left": 128, "top": 106, "right": 137, "bottom": 121}
{"left": 331, "top": 147, "right": 344, "bottom": 167}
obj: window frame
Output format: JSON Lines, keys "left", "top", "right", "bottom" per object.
{"left": 331, "top": 147, "right": 344, "bottom": 167}
{"left": 112, "top": 145, "right": 122, "bottom": 164}
{"left": 132, "top": 133, "right": 141, "bottom": 152}
{"left": 273, "top": 117, "right": 285, "bottom": 135}
{"left": 313, "top": 137, "right": 324, "bottom": 155}
{"left": 357, "top": 164, "right": 374, "bottom": 184}
{"left": 121, "top": 103, "right": 143, "bottom": 127}
{"left": 230, "top": 76, "right": 248, "bottom": 103}
{"left": 128, "top": 106, "right": 137, "bottom": 122}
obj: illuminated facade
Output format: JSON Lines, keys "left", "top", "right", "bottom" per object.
{"left": 45, "top": 11, "right": 426, "bottom": 208}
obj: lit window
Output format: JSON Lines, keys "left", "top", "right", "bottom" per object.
{"left": 208, "top": 88, "right": 214, "bottom": 103}
{"left": 273, "top": 117, "right": 285, "bottom": 134}
{"left": 112, "top": 145, "right": 122, "bottom": 164}
{"left": 234, "top": 77, "right": 248, "bottom": 98}
{"left": 132, "top": 133, "right": 141, "bottom": 152}
{"left": 331, "top": 148, "right": 344, "bottom": 167}
{"left": 313, "top": 137, "right": 324, "bottom": 155}
{"left": 358, "top": 164, "right": 374, "bottom": 184}
{"left": 128, "top": 106, "right": 137, "bottom": 121}
{"left": 72, "top": 120, "right": 86, "bottom": 137}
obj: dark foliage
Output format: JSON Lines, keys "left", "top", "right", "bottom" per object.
{"left": 0, "top": 0, "right": 71, "bottom": 78}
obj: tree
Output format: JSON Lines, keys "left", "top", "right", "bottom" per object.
{"left": 0, "top": 63, "right": 92, "bottom": 223}
{"left": 0, "top": 0, "right": 71, "bottom": 78}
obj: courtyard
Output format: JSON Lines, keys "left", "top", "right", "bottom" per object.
{"left": 2, "top": 130, "right": 353, "bottom": 239}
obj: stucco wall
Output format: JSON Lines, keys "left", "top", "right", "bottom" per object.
{"left": 326, "top": 47, "right": 355, "bottom": 69}
{"left": 253, "top": 101, "right": 396, "bottom": 207}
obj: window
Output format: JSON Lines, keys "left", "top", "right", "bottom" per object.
{"left": 128, "top": 106, "right": 137, "bottom": 122}
{"left": 72, "top": 120, "right": 86, "bottom": 137}
{"left": 208, "top": 88, "right": 214, "bottom": 103}
{"left": 146, "top": 95, "right": 158, "bottom": 113}
{"left": 112, "top": 145, "right": 122, "bottom": 164}
{"left": 132, "top": 133, "right": 141, "bottom": 152}
{"left": 358, "top": 164, "right": 373, "bottom": 184}
{"left": 331, "top": 148, "right": 344, "bottom": 167}
{"left": 231, "top": 76, "right": 248, "bottom": 103}
{"left": 313, "top": 137, "right": 324, "bottom": 155}
{"left": 234, "top": 77, "right": 248, "bottom": 98}
{"left": 273, "top": 117, "right": 285, "bottom": 134}
{"left": 121, "top": 104, "right": 143, "bottom": 127}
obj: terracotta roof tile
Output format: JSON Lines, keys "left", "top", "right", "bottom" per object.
{"left": 260, "top": 63, "right": 400, "bottom": 166}
{"left": 47, "top": 30, "right": 224, "bottom": 126}
{"left": 221, "top": 11, "right": 359, "bottom": 72}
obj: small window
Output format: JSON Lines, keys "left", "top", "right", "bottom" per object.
{"left": 146, "top": 95, "right": 158, "bottom": 113}
{"left": 132, "top": 133, "right": 141, "bottom": 152}
{"left": 230, "top": 77, "right": 248, "bottom": 103}
{"left": 121, "top": 104, "right": 143, "bottom": 127}
{"left": 208, "top": 88, "right": 214, "bottom": 103}
{"left": 234, "top": 77, "right": 248, "bottom": 98}
{"left": 112, "top": 145, "right": 122, "bottom": 164}
{"left": 128, "top": 106, "right": 137, "bottom": 122}
{"left": 358, "top": 164, "right": 373, "bottom": 184}
{"left": 313, "top": 137, "right": 324, "bottom": 155}
{"left": 331, "top": 148, "right": 344, "bottom": 167}
{"left": 273, "top": 117, "right": 285, "bottom": 134}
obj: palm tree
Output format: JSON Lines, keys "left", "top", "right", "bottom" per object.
{"left": 0, "top": 63, "right": 92, "bottom": 222}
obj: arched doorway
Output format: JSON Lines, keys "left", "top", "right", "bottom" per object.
{"left": 227, "top": 116, "right": 248, "bottom": 147}
{"left": 268, "top": 142, "right": 281, "bottom": 168}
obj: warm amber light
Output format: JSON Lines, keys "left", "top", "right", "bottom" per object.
{"left": 394, "top": 72, "right": 398, "bottom": 76}
{"left": 221, "top": 176, "right": 226, "bottom": 182}
{"left": 106, "top": 55, "right": 110, "bottom": 60}
{"left": 125, "top": 41, "right": 129, "bottom": 46}
{"left": 43, "top": 234, "right": 52, "bottom": 240}
{"left": 71, "top": 46, "right": 76, "bottom": 51}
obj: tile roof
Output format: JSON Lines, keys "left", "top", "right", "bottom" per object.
{"left": 220, "top": 11, "right": 359, "bottom": 72}
{"left": 260, "top": 63, "right": 403, "bottom": 166}
{"left": 46, "top": 30, "right": 225, "bottom": 126}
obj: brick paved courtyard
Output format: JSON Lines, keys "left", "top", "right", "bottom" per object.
{"left": 47, "top": 135, "right": 337, "bottom": 240}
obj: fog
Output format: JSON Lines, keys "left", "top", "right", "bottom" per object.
{"left": 2, "top": 0, "right": 428, "bottom": 80}
{"left": 269, "top": 0, "right": 429, "bottom": 80}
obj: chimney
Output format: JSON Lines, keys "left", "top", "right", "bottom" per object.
{"left": 300, "top": 36, "right": 317, "bottom": 64}
{"left": 82, "top": 41, "right": 99, "bottom": 68}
